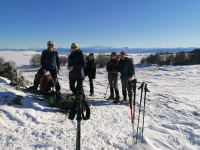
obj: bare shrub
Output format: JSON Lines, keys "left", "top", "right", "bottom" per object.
{"left": 0, "top": 57, "right": 5, "bottom": 64}
{"left": 165, "top": 53, "right": 174, "bottom": 65}
{"left": 140, "top": 52, "right": 174, "bottom": 66}
{"left": 188, "top": 51, "right": 200, "bottom": 64}
{"left": 59, "top": 55, "right": 68, "bottom": 65}
{"left": 146, "top": 53, "right": 161, "bottom": 64}
{"left": 174, "top": 51, "right": 189, "bottom": 66}
{"left": 96, "top": 53, "right": 110, "bottom": 67}
{"left": 140, "top": 50, "right": 200, "bottom": 66}
{"left": 29, "top": 54, "right": 41, "bottom": 67}
{"left": 6, "top": 61, "right": 17, "bottom": 69}
{"left": 140, "top": 57, "right": 146, "bottom": 64}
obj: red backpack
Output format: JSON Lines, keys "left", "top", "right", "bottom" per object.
{"left": 39, "top": 75, "right": 54, "bottom": 95}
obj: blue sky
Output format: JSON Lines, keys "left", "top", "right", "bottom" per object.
{"left": 0, "top": 0, "right": 200, "bottom": 49}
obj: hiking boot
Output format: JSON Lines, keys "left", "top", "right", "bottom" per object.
{"left": 28, "top": 85, "right": 38, "bottom": 90}
{"left": 89, "top": 93, "right": 95, "bottom": 96}
{"left": 121, "top": 98, "right": 127, "bottom": 103}
{"left": 108, "top": 95, "right": 115, "bottom": 100}
{"left": 113, "top": 96, "right": 120, "bottom": 103}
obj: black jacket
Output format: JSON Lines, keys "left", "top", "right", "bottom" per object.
{"left": 68, "top": 49, "right": 86, "bottom": 80}
{"left": 41, "top": 49, "right": 60, "bottom": 70}
{"left": 106, "top": 59, "right": 120, "bottom": 77}
{"left": 84, "top": 57, "right": 96, "bottom": 79}
{"left": 118, "top": 57, "right": 135, "bottom": 80}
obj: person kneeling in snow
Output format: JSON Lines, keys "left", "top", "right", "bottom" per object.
{"left": 29, "top": 41, "right": 60, "bottom": 91}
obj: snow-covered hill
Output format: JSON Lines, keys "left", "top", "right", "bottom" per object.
{"left": 0, "top": 51, "right": 200, "bottom": 150}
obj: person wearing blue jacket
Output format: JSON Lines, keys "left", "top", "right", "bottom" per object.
{"left": 118, "top": 51, "right": 135, "bottom": 103}
{"left": 68, "top": 43, "right": 86, "bottom": 95}
{"left": 29, "top": 41, "right": 60, "bottom": 90}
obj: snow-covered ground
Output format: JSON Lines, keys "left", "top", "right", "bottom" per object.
{"left": 0, "top": 51, "right": 200, "bottom": 150}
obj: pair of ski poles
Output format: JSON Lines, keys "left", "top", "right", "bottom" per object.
{"left": 128, "top": 79, "right": 137, "bottom": 148}
{"left": 135, "top": 82, "right": 150, "bottom": 143}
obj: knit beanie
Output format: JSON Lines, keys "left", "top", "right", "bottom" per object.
{"left": 89, "top": 53, "right": 94, "bottom": 57}
{"left": 71, "top": 43, "right": 78, "bottom": 48}
{"left": 120, "top": 51, "right": 126, "bottom": 55}
{"left": 111, "top": 52, "right": 117, "bottom": 56}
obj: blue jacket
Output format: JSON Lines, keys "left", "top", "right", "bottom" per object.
{"left": 119, "top": 57, "right": 135, "bottom": 80}
{"left": 68, "top": 49, "right": 86, "bottom": 80}
{"left": 41, "top": 49, "right": 60, "bottom": 70}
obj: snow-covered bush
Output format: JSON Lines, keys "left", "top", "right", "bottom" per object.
{"left": 5, "top": 61, "right": 17, "bottom": 69}
{"left": 139, "top": 51, "right": 200, "bottom": 66}
{"left": 0, "top": 57, "right": 5, "bottom": 64}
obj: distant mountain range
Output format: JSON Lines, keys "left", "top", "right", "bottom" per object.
{"left": 0, "top": 46, "right": 198, "bottom": 54}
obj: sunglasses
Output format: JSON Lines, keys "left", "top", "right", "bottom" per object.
{"left": 48, "top": 44, "right": 54, "bottom": 46}
{"left": 111, "top": 55, "right": 116, "bottom": 57}
{"left": 71, "top": 46, "right": 77, "bottom": 48}
{"left": 120, "top": 54, "right": 125, "bottom": 56}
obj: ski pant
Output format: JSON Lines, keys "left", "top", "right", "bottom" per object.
{"left": 121, "top": 79, "right": 132, "bottom": 101}
{"left": 108, "top": 75, "right": 119, "bottom": 97}
{"left": 88, "top": 77, "right": 94, "bottom": 94}
{"left": 33, "top": 68, "right": 59, "bottom": 88}
{"left": 69, "top": 79, "right": 83, "bottom": 95}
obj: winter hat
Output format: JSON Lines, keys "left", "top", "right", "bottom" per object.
{"left": 111, "top": 52, "right": 117, "bottom": 56}
{"left": 89, "top": 53, "right": 94, "bottom": 57}
{"left": 71, "top": 43, "right": 78, "bottom": 48}
{"left": 47, "top": 41, "right": 55, "bottom": 46}
{"left": 120, "top": 51, "right": 126, "bottom": 55}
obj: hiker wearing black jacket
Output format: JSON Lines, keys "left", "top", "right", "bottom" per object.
{"left": 84, "top": 53, "right": 96, "bottom": 96}
{"left": 29, "top": 41, "right": 60, "bottom": 90}
{"left": 106, "top": 52, "right": 120, "bottom": 103}
{"left": 119, "top": 51, "right": 135, "bottom": 102}
{"left": 68, "top": 43, "right": 86, "bottom": 95}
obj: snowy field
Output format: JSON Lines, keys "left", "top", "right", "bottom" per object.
{"left": 0, "top": 51, "right": 200, "bottom": 150}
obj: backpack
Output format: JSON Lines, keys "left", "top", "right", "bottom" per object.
{"left": 49, "top": 92, "right": 76, "bottom": 110}
{"left": 39, "top": 75, "right": 55, "bottom": 95}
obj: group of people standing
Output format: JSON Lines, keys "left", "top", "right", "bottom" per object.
{"left": 106, "top": 51, "right": 135, "bottom": 103}
{"left": 29, "top": 41, "right": 135, "bottom": 103}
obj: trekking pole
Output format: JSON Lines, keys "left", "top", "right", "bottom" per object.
{"left": 76, "top": 92, "right": 83, "bottom": 150}
{"left": 129, "top": 79, "right": 137, "bottom": 149}
{"left": 104, "top": 82, "right": 110, "bottom": 99}
{"left": 136, "top": 82, "right": 145, "bottom": 144}
{"left": 68, "top": 89, "right": 90, "bottom": 150}
{"left": 141, "top": 83, "right": 150, "bottom": 139}
{"left": 104, "top": 74, "right": 110, "bottom": 99}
